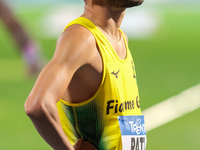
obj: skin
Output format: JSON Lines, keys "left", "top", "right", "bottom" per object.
{"left": 24, "top": 0, "right": 143, "bottom": 149}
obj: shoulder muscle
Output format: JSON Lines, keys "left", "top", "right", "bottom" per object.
{"left": 53, "top": 24, "right": 97, "bottom": 72}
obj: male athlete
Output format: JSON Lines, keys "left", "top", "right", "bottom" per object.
{"left": 24, "top": 0, "right": 146, "bottom": 149}
{"left": 0, "top": 0, "right": 43, "bottom": 76}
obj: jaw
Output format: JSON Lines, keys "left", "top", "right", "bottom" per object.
{"left": 107, "top": 0, "right": 144, "bottom": 8}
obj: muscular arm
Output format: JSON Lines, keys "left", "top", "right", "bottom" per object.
{"left": 24, "top": 25, "right": 97, "bottom": 150}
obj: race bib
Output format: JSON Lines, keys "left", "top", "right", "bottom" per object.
{"left": 118, "top": 116, "right": 147, "bottom": 150}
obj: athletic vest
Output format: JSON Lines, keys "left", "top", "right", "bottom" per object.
{"left": 57, "top": 17, "right": 146, "bottom": 150}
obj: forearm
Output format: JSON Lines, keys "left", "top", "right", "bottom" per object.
{"left": 26, "top": 102, "right": 74, "bottom": 150}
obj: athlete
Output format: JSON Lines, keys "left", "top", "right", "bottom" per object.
{"left": 24, "top": 0, "right": 146, "bottom": 149}
{"left": 0, "top": 0, "right": 44, "bottom": 76}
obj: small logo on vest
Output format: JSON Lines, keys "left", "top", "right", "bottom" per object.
{"left": 111, "top": 70, "right": 120, "bottom": 78}
{"left": 131, "top": 60, "right": 138, "bottom": 85}
{"left": 131, "top": 61, "right": 136, "bottom": 79}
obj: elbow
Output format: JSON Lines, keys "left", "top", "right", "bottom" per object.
{"left": 24, "top": 97, "right": 44, "bottom": 118}
{"left": 24, "top": 103, "right": 35, "bottom": 118}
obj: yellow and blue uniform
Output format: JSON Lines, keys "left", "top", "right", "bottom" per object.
{"left": 57, "top": 17, "right": 146, "bottom": 150}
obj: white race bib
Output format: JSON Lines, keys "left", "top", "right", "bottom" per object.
{"left": 118, "top": 116, "right": 147, "bottom": 150}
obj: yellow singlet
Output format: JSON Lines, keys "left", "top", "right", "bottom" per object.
{"left": 57, "top": 17, "right": 146, "bottom": 150}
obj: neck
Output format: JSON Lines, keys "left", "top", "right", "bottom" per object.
{"left": 82, "top": 2, "right": 126, "bottom": 38}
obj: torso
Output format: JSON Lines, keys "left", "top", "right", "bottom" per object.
{"left": 61, "top": 24, "right": 127, "bottom": 104}
{"left": 57, "top": 17, "right": 146, "bottom": 150}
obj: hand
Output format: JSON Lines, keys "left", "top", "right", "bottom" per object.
{"left": 73, "top": 139, "right": 97, "bottom": 150}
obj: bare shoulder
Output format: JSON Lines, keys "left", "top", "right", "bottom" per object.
{"left": 56, "top": 24, "right": 96, "bottom": 57}
{"left": 52, "top": 24, "right": 97, "bottom": 69}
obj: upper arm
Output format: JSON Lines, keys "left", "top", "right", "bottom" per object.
{"left": 25, "top": 25, "right": 96, "bottom": 111}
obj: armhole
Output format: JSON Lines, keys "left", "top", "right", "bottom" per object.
{"left": 60, "top": 20, "right": 107, "bottom": 107}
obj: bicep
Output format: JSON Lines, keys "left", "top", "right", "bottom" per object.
{"left": 26, "top": 25, "right": 96, "bottom": 106}
{"left": 26, "top": 60, "right": 73, "bottom": 112}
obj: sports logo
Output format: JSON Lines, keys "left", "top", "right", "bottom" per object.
{"left": 111, "top": 70, "right": 120, "bottom": 78}
{"left": 131, "top": 60, "right": 136, "bottom": 79}
{"left": 118, "top": 116, "right": 146, "bottom": 150}
{"left": 129, "top": 118, "right": 145, "bottom": 135}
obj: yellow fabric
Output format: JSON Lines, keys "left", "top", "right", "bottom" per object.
{"left": 57, "top": 17, "right": 142, "bottom": 150}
